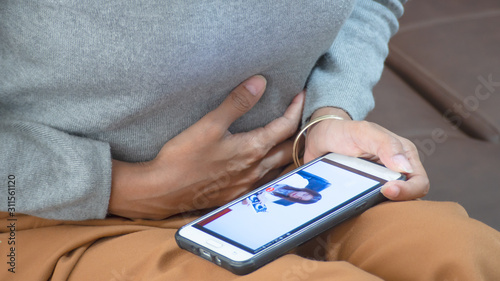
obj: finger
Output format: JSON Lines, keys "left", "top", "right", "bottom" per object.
{"left": 230, "top": 140, "right": 294, "bottom": 188}
{"left": 381, "top": 143, "right": 430, "bottom": 200}
{"left": 225, "top": 91, "right": 303, "bottom": 163}
{"left": 250, "top": 140, "right": 303, "bottom": 191}
{"left": 305, "top": 120, "right": 410, "bottom": 169}
{"left": 214, "top": 140, "right": 297, "bottom": 206}
{"left": 257, "top": 139, "right": 295, "bottom": 177}
{"left": 302, "top": 118, "right": 429, "bottom": 200}
{"left": 356, "top": 128, "right": 429, "bottom": 199}
{"left": 345, "top": 122, "right": 416, "bottom": 174}
{"left": 261, "top": 91, "right": 305, "bottom": 146}
{"left": 381, "top": 173, "right": 430, "bottom": 201}
{"left": 202, "top": 75, "right": 267, "bottom": 132}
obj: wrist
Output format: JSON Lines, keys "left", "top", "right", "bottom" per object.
{"left": 294, "top": 112, "right": 348, "bottom": 167}
{"left": 298, "top": 107, "right": 352, "bottom": 165}
{"left": 310, "top": 107, "right": 352, "bottom": 121}
{"left": 108, "top": 159, "right": 157, "bottom": 218}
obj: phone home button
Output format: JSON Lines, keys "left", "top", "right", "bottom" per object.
{"left": 206, "top": 239, "right": 223, "bottom": 248}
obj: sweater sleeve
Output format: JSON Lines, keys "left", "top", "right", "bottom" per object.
{"left": 0, "top": 118, "right": 112, "bottom": 220}
{"left": 303, "top": 0, "right": 406, "bottom": 122}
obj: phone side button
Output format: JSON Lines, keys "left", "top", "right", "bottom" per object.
{"left": 206, "top": 239, "right": 223, "bottom": 248}
{"left": 355, "top": 202, "right": 368, "bottom": 211}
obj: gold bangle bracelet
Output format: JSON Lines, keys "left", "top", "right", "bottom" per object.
{"left": 292, "top": 114, "right": 345, "bottom": 167}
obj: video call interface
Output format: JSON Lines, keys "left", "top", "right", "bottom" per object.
{"left": 194, "top": 158, "right": 386, "bottom": 254}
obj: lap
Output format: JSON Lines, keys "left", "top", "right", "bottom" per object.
{"left": 297, "top": 200, "right": 500, "bottom": 280}
{"left": 1, "top": 200, "right": 499, "bottom": 281}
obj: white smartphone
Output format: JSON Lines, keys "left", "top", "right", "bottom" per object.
{"left": 175, "top": 153, "right": 405, "bottom": 275}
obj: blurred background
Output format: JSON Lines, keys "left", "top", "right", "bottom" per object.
{"left": 366, "top": 0, "right": 500, "bottom": 230}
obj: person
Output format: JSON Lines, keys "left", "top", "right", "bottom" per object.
{"left": 271, "top": 170, "right": 329, "bottom": 206}
{"left": 242, "top": 183, "right": 322, "bottom": 211}
{"left": 1, "top": 1, "right": 499, "bottom": 280}
{"left": 271, "top": 185, "right": 323, "bottom": 204}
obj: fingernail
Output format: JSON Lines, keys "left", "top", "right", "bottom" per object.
{"left": 381, "top": 184, "right": 400, "bottom": 198}
{"left": 244, "top": 75, "right": 267, "bottom": 96}
{"left": 392, "top": 154, "right": 414, "bottom": 174}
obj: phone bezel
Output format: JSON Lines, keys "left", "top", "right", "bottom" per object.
{"left": 175, "top": 153, "right": 405, "bottom": 275}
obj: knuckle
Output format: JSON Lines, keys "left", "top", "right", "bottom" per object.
{"left": 386, "top": 136, "right": 403, "bottom": 151}
{"left": 237, "top": 176, "right": 253, "bottom": 187}
{"left": 424, "top": 179, "right": 430, "bottom": 192}
{"left": 226, "top": 159, "right": 250, "bottom": 175}
{"left": 399, "top": 138, "right": 421, "bottom": 158}
{"left": 247, "top": 167, "right": 268, "bottom": 184}
{"left": 404, "top": 139, "right": 419, "bottom": 153}
{"left": 230, "top": 88, "right": 253, "bottom": 113}
{"left": 245, "top": 132, "right": 271, "bottom": 159}
{"left": 246, "top": 144, "right": 268, "bottom": 164}
{"left": 424, "top": 184, "right": 430, "bottom": 195}
{"left": 417, "top": 178, "right": 431, "bottom": 198}
{"left": 278, "top": 116, "right": 300, "bottom": 134}
{"left": 246, "top": 170, "right": 260, "bottom": 185}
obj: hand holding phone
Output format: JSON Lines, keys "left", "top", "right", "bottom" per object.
{"left": 175, "top": 153, "right": 405, "bottom": 275}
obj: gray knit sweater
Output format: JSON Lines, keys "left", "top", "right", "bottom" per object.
{"left": 0, "top": 0, "right": 405, "bottom": 220}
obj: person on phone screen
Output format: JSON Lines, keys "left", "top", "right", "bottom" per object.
{"left": 242, "top": 184, "right": 322, "bottom": 213}
{"left": 1, "top": 1, "right": 499, "bottom": 280}
{"left": 271, "top": 184, "right": 322, "bottom": 205}
{"left": 272, "top": 170, "right": 327, "bottom": 206}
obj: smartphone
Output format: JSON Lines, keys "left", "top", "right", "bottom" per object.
{"left": 175, "top": 152, "right": 405, "bottom": 275}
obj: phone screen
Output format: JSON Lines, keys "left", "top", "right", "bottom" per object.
{"left": 193, "top": 158, "right": 386, "bottom": 254}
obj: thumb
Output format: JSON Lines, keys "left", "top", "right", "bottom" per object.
{"left": 204, "top": 75, "right": 267, "bottom": 130}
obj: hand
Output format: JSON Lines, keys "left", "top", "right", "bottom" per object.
{"left": 303, "top": 107, "right": 429, "bottom": 201}
{"left": 109, "top": 75, "right": 305, "bottom": 219}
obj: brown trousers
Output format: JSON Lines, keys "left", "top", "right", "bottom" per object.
{"left": 1, "top": 200, "right": 500, "bottom": 281}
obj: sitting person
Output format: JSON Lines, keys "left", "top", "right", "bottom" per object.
{"left": 1, "top": 1, "right": 499, "bottom": 280}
